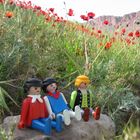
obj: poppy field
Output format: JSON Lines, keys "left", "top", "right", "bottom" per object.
{"left": 0, "top": 0, "right": 140, "bottom": 139}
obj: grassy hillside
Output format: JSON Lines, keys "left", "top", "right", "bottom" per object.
{"left": 0, "top": 0, "right": 140, "bottom": 139}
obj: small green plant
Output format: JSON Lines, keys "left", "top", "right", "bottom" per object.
{"left": 0, "top": 127, "right": 9, "bottom": 140}
{"left": 115, "top": 122, "right": 140, "bottom": 140}
{"left": 0, "top": 124, "right": 15, "bottom": 140}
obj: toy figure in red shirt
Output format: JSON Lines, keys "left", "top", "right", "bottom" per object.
{"left": 18, "top": 77, "right": 62, "bottom": 135}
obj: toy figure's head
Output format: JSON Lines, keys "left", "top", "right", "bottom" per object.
{"left": 24, "top": 78, "right": 42, "bottom": 95}
{"left": 42, "top": 78, "right": 58, "bottom": 93}
{"left": 75, "top": 75, "right": 90, "bottom": 89}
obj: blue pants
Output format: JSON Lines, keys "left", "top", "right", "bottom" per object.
{"left": 31, "top": 115, "right": 62, "bottom": 135}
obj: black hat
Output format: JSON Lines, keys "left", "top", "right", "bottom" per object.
{"left": 43, "top": 78, "right": 57, "bottom": 87}
{"left": 42, "top": 78, "right": 57, "bottom": 92}
{"left": 25, "top": 78, "right": 42, "bottom": 87}
{"left": 23, "top": 78, "right": 42, "bottom": 93}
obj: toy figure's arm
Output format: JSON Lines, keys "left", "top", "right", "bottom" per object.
{"left": 70, "top": 91, "right": 77, "bottom": 110}
{"left": 60, "top": 92, "right": 68, "bottom": 104}
{"left": 18, "top": 99, "right": 30, "bottom": 129}
{"left": 44, "top": 96, "right": 55, "bottom": 119}
{"left": 60, "top": 92, "right": 72, "bottom": 109}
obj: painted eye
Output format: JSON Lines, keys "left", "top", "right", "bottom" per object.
{"left": 35, "top": 87, "right": 38, "bottom": 90}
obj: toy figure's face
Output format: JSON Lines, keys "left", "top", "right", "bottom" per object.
{"left": 79, "top": 82, "right": 87, "bottom": 89}
{"left": 28, "top": 86, "right": 41, "bottom": 95}
{"left": 47, "top": 83, "right": 57, "bottom": 93}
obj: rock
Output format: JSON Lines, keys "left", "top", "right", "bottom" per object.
{"left": 1, "top": 114, "right": 115, "bottom": 140}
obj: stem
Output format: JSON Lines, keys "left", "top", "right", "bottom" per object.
{"left": 91, "top": 46, "right": 105, "bottom": 69}
{"left": 84, "top": 39, "right": 89, "bottom": 75}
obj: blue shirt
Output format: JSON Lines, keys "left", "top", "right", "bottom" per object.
{"left": 47, "top": 93, "right": 69, "bottom": 114}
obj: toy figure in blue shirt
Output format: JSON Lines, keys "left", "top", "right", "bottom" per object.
{"left": 43, "top": 78, "right": 81, "bottom": 126}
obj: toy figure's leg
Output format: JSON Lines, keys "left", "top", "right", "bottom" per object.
{"left": 69, "top": 106, "right": 81, "bottom": 121}
{"left": 69, "top": 110, "right": 75, "bottom": 118}
{"left": 82, "top": 108, "right": 90, "bottom": 122}
{"left": 55, "top": 114, "right": 63, "bottom": 132}
{"left": 92, "top": 106, "right": 101, "bottom": 120}
{"left": 63, "top": 109, "right": 71, "bottom": 125}
{"left": 51, "top": 120, "right": 56, "bottom": 128}
{"left": 47, "top": 114, "right": 62, "bottom": 132}
{"left": 74, "top": 106, "right": 82, "bottom": 120}
{"left": 31, "top": 118, "right": 51, "bottom": 135}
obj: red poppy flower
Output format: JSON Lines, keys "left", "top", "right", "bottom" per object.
{"left": 114, "top": 31, "right": 118, "bottom": 35}
{"left": 128, "top": 32, "right": 133, "bottom": 37}
{"left": 103, "top": 20, "right": 109, "bottom": 25}
{"left": 68, "top": 9, "right": 74, "bottom": 16}
{"left": 110, "top": 37, "right": 116, "bottom": 42}
{"left": 98, "top": 42, "right": 103, "bottom": 47}
{"left": 125, "top": 38, "right": 131, "bottom": 44}
{"left": 80, "top": 15, "right": 89, "bottom": 21}
{"left": 101, "top": 35, "right": 105, "bottom": 38}
{"left": 49, "top": 8, "right": 54, "bottom": 13}
{"left": 87, "top": 12, "right": 95, "bottom": 19}
{"left": 41, "top": 10, "right": 47, "bottom": 16}
{"left": 5, "top": 11, "right": 13, "bottom": 18}
{"left": 80, "top": 15, "right": 85, "bottom": 19}
{"left": 135, "top": 30, "right": 140, "bottom": 37}
{"left": 9, "top": 0, "right": 14, "bottom": 5}
{"left": 46, "top": 16, "right": 51, "bottom": 22}
{"left": 83, "top": 16, "right": 89, "bottom": 21}
{"left": 121, "top": 28, "right": 126, "bottom": 35}
{"left": 54, "top": 13, "right": 58, "bottom": 17}
{"left": 97, "top": 30, "right": 102, "bottom": 34}
{"left": 52, "top": 23, "right": 56, "bottom": 27}
{"left": 0, "top": 0, "right": 4, "bottom": 3}
{"left": 55, "top": 17, "right": 61, "bottom": 22}
{"left": 34, "top": 5, "right": 41, "bottom": 10}
{"left": 105, "top": 42, "right": 112, "bottom": 49}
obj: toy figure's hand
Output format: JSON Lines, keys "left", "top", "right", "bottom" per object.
{"left": 50, "top": 112, "right": 55, "bottom": 119}
{"left": 18, "top": 122, "right": 25, "bottom": 129}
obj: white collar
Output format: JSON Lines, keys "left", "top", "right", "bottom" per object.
{"left": 79, "top": 89, "right": 87, "bottom": 94}
{"left": 28, "top": 94, "right": 43, "bottom": 103}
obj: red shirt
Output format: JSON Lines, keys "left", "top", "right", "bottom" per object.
{"left": 18, "top": 97, "right": 49, "bottom": 128}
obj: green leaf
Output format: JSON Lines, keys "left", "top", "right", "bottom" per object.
{"left": 0, "top": 87, "right": 10, "bottom": 113}
{"left": 0, "top": 86, "right": 18, "bottom": 107}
